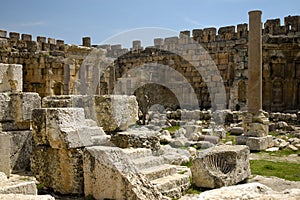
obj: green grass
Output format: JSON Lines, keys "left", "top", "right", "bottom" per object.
{"left": 162, "top": 125, "right": 180, "bottom": 133}
{"left": 254, "top": 149, "right": 300, "bottom": 157}
{"left": 221, "top": 132, "right": 236, "bottom": 145}
{"left": 250, "top": 160, "right": 300, "bottom": 181}
{"left": 181, "top": 158, "right": 193, "bottom": 168}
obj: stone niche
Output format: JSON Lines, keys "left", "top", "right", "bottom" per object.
{"left": 191, "top": 145, "right": 251, "bottom": 189}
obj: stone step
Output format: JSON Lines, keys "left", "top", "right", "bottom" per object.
{"left": 85, "top": 119, "right": 98, "bottom": 127}
{"left": 121, "top": 148, "right": 153, "bottom": 159}
{"left": 140, "top": 164, "right": 177, "bottom": 181}
{"left": 0, "top": 181, "right": 37, "bottom": 195}
{"left": 132, "top": 156, "right": 165, "bottom": 170}
{"left": 151, "top": 173, "right": 190, "bottom": 199}
{"left": 80, "top": 126, "right": 106, "bottom": 137}
{"left": 91, "top": 135, "right": 111, "bottom": 146}
{"left": 0, "top": 194, "right": 55, "bottom": 200}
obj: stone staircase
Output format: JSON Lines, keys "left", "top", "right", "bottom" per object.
{"left": 82, "top": 119, "right": 111, "bottom": 146}
{"left": 122, "top": 148, "right": 191, "bottom": 199}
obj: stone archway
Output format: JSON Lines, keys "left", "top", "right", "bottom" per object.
{"left": 134, "top": 83, "right": 180, "bottom": 124}
{"left": 100, "top": 48, "right": 212, "bottom": 110}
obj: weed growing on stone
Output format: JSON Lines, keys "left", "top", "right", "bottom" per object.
{"left": 162, "top": 125, "right": 180, "bottom": 134}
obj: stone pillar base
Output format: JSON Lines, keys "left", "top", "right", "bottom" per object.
{"left": 239, "top": 110, "right": 272, "bottom": 151}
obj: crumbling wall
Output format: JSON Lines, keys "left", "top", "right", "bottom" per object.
{"left": 0, "top": 15, "right": 299, "bottom": 111}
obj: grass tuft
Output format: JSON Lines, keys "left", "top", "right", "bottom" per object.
{"left": 250, "top": 160, "right": 300, "bottom": 181}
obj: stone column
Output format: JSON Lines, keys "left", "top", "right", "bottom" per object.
{"left": 248, "top": 10, "right": 262, "bottom": 114}
{"left": 237, "top": 10, "right": 272, "bottom": 151}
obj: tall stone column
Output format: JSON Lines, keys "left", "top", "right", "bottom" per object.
{"left": 237, "top": 10, "right": 272, "bottom": 151}
{"left": 248, "top": 10, "right": 262, "bottom": 113}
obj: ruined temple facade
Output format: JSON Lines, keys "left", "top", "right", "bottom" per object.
{"left": 0, "top": 15, "right": 299, "bottom": 112}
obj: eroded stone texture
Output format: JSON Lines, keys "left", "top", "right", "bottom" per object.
{"left": 0, "top": 93, "right": 41, "bottom": 131}
{"left": 0, "top": 64, "right": 22, "bottom": 92}
{"left": 32, "top": 108, "right": 93, "bottom": 149}
{"left": 84, "top": 146, "right": 163, "bottom": 200}
{"left": 198, "top": 182, "right": 300, "bottom": 200}
{"left": 94, "top": 95, "right": 138, "bottom": 132}
{"left": 191, "top": 145, "right": 251, "bottom": 189}
{"left": 0, "top": 194, "right": 55, "bottom": 200}
{"left": 42, "top": 95, "right": 139, "bottom": 132}
{"left": 31, "top": 146, "right": 84, "bottom": 194}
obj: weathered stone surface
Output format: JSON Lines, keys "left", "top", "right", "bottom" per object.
{"left": 111, "top": 127, "right": 160, "bottom": 150}
{"left": 31, "top": 146, "right": 84, "bottom": 194}
{"left": 1, "top": 131, "right": 32, "bottom": 173}
{"left": 0, "top": 134, "right": 10, "bottom": 176}
{"left": 0, "top": 172, "right": 7, "bottom": 182}
{"left": 246, "top": 135, "right": 273, "bottom": 151}
{"left": 197, "top": 182, "right": 300, "bottom": 200}
{"left": 31, "top": 108, "right": 94, "bottom": 149}
{"left": 94, "top": 95, "right": 138, "bottom": 132}
{"left": 191, "top": 145, "right": 251, "bottom": 188}
{"left": 0, "top": 194, "right": 55, "bottom": 200}
{"left": 84, "top": 146, "right": 163, "bottom": 200}
{"left": 230, "top": 127, "right": 244, "bottom": 135}
{"left": 0, "top": 64, "right": 22, "bottom": 92}
{"left": 0, "top": 180, "right": 37, "bottom": 195}
{"left": 42, "top": 95, "right": 139, "bottom": 132}
{"left": 0, "top": 93, "right": 41, "bottom": 131}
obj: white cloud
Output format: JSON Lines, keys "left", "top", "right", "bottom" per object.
{"left": 184, "top": 17, "right": 207, "bottom": 28}
{"left": 19, "top": 21, "right": 45, "bottom": 27}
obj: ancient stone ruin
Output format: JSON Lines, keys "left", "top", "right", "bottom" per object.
{"left": 0, "top": 10, "right": 300, "bottom": 200}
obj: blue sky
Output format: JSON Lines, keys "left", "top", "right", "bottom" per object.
{"left": 0, "top": 0, "right": 299, "bottom": 47}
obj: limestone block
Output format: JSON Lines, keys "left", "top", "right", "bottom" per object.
{"left": 9, "top": 131, "right": 32, "bottom": 172}
{"left": 0, "top": 133, "right": 11, "bottom": 176}
{"left": 198, "top": 182, "right": 300, "bottom": 200}
{"left": 0, "top": 194, "right": 55, "bottom": 200}
{"left": 246, "top": 135, "right": 273, "bottom": 151}
{"left": 0, "top": 181, "right": 37, "bottom": 195}
{"left": 191, "top": 145, "right": 251, "bottom": 189}
{"left": 236, "top": 135, "right": 247, "bottom": 145}
{"left": 230, "top": 127, "right": 244, "bottom": 135}
{"left": 0, "top": 93, "right": 41, "bottom": 131}
{"left": 31, "top": 146, "right": 84, "bottom": 194}
{"left": 83, "top": 146, "right": 163, "bottom": 200}
{"left": 31, "top": 108, "right": 93, "bottom": 149}
{"left": 111, "top": 127, "right": 160, "bottom": 150}
{"left": 0, "top": 64, "right": 22, "bottom": 92}
{"left": 94, "top": 95, "right": 138, "bottom": 132}
{"left": 42, "top": 95, "right": 139, "bottom": 132}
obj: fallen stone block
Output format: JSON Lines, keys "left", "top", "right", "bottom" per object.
{"left": 0, "top": 194, "right": 55, "bottom": 200}
{"left": 84, "top": 146, "right": 163, "bottom": 200}
{"left": 9, "top": 130, "right": 32, "bottom": 172}
{"left": 0, "top": 134, "right": 11, "bottom": 176}
{"left": 31, "top": 108, "right": 94, "bottom": 149}
{"left": 42, "top": 95, "right": 139, "bottom": 132}
{"left": 0, "top": 93, "right": 41, "bottom": 131}
{"left": 246, "top": 135, "right": 273, "bottom": 151}
{"left": 229, "top": 127, "right": 244, "bottom": 135}
{"left": 198, "top": 135, "right": 219, "bottom": 144}
{"left": 111, "top": 127, "right": 160, "bottom": 150}
{"left": 0, "top": 64, "right": 22, "bottom": 92}
{"left": 198, "top": 182, "right": 300, "bottom": 200}
{"left": 0, "top": 181, "right": 37, "bottom": 195}
{"left": 31, "top": 146, "right": 84, "bottom": 194}
{"left": 94, "top": 95, "right": 138, "bottom": 132}
{"left": 191, "top": 145, "right": 251, "bottom": 189}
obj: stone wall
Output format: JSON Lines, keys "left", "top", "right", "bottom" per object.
{"left": 0, "top": 14, "right": 299, "bottom": 111}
